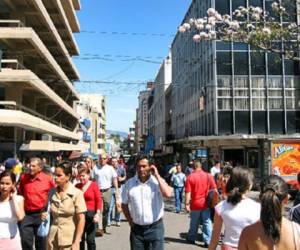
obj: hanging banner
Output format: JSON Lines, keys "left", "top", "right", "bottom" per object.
{"left": 272, "top": 142, "right": 300, "bottom": 176}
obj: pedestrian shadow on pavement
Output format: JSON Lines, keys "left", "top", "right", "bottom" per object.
{"left": 164, "top": 232, "right": 203, "bottom": 246}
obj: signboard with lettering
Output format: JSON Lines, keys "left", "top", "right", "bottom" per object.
{"left": 272, "top": 142, "right": 300, "bottom": 176}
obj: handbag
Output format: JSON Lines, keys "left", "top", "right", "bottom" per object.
{"left": 37, "top": 189, "right": 55, "bottom": 237}
{"left": 206, "top": 173, "right": 220, "bottom": 208}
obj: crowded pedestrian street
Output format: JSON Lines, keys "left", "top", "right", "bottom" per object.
{"left": 1, "top": 0, "right": 300, "bottom": 249}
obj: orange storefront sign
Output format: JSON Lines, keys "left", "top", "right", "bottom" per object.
{"left": 272, "top": 142, "right": 300, "bottom": 176}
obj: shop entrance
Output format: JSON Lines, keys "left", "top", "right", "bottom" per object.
{"left": 223, "top": 148, "right": 244, "bottom": 167}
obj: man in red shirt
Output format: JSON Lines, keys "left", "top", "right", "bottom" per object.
{"left": 185, "top": 159, "right": 217, "bottom": 247}
{"left": 19, "top": 157, "right": 54, "bottom": 250}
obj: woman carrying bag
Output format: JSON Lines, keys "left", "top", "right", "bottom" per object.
{"left": 42, "top": 162, "right": 87, "bottom": 250}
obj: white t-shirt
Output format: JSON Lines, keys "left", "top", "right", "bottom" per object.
{"left": 122, "top": 175, "right": 164, "bottom": 226}
{"left": 0, "top": 195, "right": 23, "bottom": 239}
{"left": 210, "top": 166, "right": 221, "bottom": 177}
{"left": 93, "top": 164, "right": 117, "bottom": 189}
{"left": 215, "top": 198, "right": 261, "bottom": 247}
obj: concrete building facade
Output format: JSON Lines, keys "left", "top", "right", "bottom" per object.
{"left": 0, "top": 0, "right": 82, "bottom": 160}
{"left": 149, "top": 52, "right": 172, "bottom": 154}
{"left": 77, "top": 94, "right": 106, "bottom": 154}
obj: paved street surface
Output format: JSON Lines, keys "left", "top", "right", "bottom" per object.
{"left": 96, "top": 198, "right": 221, "bottom": 250}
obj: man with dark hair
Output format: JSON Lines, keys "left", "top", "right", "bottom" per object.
{"left": 19, "top": 157, "right": 55, "bottom": 250}
{"left": 289, "top": 172, "right": 300, "bottom": 225}
{"left": 122, "top": 154, "right": 172, "bottom": 250}
{"left": 185, "top": 159, "right": 217, "bottom": 247}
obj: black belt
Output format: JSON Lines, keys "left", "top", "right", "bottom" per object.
{"left": 25, "top": 210, "right": 43, "bottom": 215}
{"left": 134, "top": 218, "right": 163, "bottom": 229}
{"left": 100, "top": 188, "right": 110, "bottom": 192}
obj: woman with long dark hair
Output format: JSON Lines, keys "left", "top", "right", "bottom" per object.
{"left": 239, "top": 175, "right": 300, "bottom": 250}
{"left": 0, "top": 170, "right": 24, "bottom": 250}
{"left": 209, "top": 167, "right": 261, "bottom": 250}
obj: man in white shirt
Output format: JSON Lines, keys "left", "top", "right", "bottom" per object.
{"left": 93, "top": 154, "right": 119, "bottom": 233}
{"left": 122, "top": 155, "right": 172, "bottom": 250}
{"left": 210, "top": 160, "right": 221, "bottom": 179}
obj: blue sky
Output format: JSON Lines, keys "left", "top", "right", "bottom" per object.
{"left": 74, "top": 0, "right": 191, "bottom": 133}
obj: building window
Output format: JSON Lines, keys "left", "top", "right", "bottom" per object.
{"left": 252, "top": 77, "right": 265, "bottom": 88}
{"left": 253, "top": 111, "right": 267, "bottom": 133}
{"left": 268, "top": 53, "right": 282, "bottom": 75}
{"left": 234, "top": 98, "right": 249, "bottom": 110}
{"left": 234, "top": 76, "right": 248, "bottom": 87}
{"left": 249, "top": 0, "right": 263, "bottom": 7}
{"left": 215, "top": 0, "right": 230, "bottom": 15}
{"left": 217, "top": 52, "right": 232, "bottom": 75}
{"left": 218, "top": 111, "right": 232, "bottom": 134}
{"left": 251, "top": 52, "right": 266, "bottom": 75}
{"left": 218, "top": 98, "right": 232, "bottom": 110}
{"left": 269, "top": 98, "right": 283, "bottom": 109}
{"left": 234, "top": 52, "right": 248, "bottom": 75}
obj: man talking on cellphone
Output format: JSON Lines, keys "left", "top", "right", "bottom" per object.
{"left": 121, "top": 155, "right": 172, "bottom": 250}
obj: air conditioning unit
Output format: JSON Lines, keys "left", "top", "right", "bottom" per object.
{"left": 42, "top": 134, "right": 52, "bottom": 141}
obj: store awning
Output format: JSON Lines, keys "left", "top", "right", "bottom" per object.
{"left": 20, "top": 140, "right": 88, "bottom": 152}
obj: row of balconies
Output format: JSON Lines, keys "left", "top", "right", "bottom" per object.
{"left": 0, "top": 0, "right": 81, "bottom": 141}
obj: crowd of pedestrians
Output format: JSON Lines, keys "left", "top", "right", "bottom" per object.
{"left": 0, "top": 154, "right": 300, "bottom": 250}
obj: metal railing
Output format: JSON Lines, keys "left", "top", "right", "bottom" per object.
{"left": 0, "top": 19, "right": 25, "bottom": 28}
{"left": 0, "top": 59, "right": 26, "bottom": 70}
{"left": 0, "top": 101, "right": 72, "bottom": 131}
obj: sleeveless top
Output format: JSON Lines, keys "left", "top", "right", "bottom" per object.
{"left": 0, "top": 195, "right": 23, "bottom": 238}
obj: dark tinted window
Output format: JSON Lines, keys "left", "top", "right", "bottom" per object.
{"left": 217, "top": 52, "right": 232, "bottom": 75}
{"left": 232, "top": 0, "right": 246, "bottom": 11}
{"left": 249, "top": 0, "right": 263, "bottom": 7}
{"left": 269, "top": 111, "right": 284, "bottom": 134}
{"left": 287, "top": 111, "right": 296, "bottom": 133}
{"left": 233, "top": 43, "right": 248, "bottom": 51}
{"left": 235, "top": 111, "right": 250, "bottom": 134}
{"left": 216, "top": 41, "right": 231, "bottom": 50}
{"left": 216, "top": 0, "right": 230, "bottom": 15}
{"left": 218, "top": 111, "right": 232, "bottom": 134}
{"left": 285, "top": 60, "right": 300, "bottom": 75}
{"left": 268, "top": 53, "right": 282, "bottom": 75}
{"left": 234, "top": 52, "right": 248, "bottom": 75}
{"left": 251, "top": 52, "right": 266, "bottom": 75}
{"left": 253, "top": 111, "right": 267, "bottom": 133}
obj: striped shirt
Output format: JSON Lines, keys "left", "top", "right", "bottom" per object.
{"left": 122, "top": 175, "right": 164, "bottom": 226}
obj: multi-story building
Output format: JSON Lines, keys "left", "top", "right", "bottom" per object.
{"left": 137, "top": 85, "right": 153, "bottom": 152}
{"left": 0, "top": 0, "right": 82, "bottom": 160}
{"left": 148, "top": 51, "right": 172, "bottom": 156}
{"left": 77, "top": 94, "right": 106, "bottom": 154}
{"left": 168, "top": 0, "right": 300, "bottom": 177}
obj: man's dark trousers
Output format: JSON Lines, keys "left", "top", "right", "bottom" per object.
{"left": 20, "top": 212, "right": 46, "bottom": 250}
{"left": 130, "top": 219, "right": 164, "bottom": 250}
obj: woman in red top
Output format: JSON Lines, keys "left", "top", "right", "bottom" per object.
{"left": 76, "top": 167, "right": 102, "bottom": 250}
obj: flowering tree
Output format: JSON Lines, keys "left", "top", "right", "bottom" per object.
{"left": 178, "top": 1, "right": 299, "bottom": 60}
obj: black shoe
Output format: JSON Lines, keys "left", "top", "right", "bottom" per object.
{"left": 186, "top": 239, "right": 195, "bottom": 244}
{"left": 202, "top": 243, "right": 209, "bottom": 248}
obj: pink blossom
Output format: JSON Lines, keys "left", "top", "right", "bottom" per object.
{"left": 193, "top": 34, "right": 201, "bottom": 42}
{"left": 178, "top": 26, "right": 186, "bottom": 33}
{"left": 207, "top": 8, "right": 216, "bottom": 17}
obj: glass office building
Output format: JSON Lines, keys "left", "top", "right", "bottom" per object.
{"left": 170, "top": 0, "right": 300, "bottom": 176}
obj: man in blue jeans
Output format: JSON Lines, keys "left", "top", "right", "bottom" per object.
{"left": 171, "top": 164, "right": 186, "bottom": 213}
{"left": 185, "top": 160, "right": 217, "bottom": 248}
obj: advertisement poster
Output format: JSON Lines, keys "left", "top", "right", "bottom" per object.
{"left": 272, "top": 142, "right": 300, "bottom": 176}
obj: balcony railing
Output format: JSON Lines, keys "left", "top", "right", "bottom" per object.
{"left": 0, "top": 101, "right": 72, "bottom": 131}
{"left": 0, "top": 19, "right": 25, "bottom": 27}
{"left": 0, "top": 59, "right": 26, "bottom": 70}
